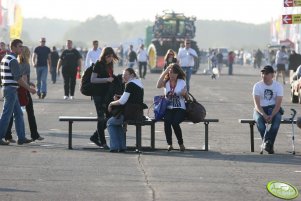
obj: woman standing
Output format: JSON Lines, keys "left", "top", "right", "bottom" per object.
{"left": 156, "top": 63, "right": 187, "bottom": 151}
{"left": 89, "top": 47, "right": 118, "bottom": 149}
{"left": 107, "top": 68, "right": 144, "bottom": 152}
{"left": 163, "top": 49, "right": 177, "bottom": 71}
{"left": 5, "top": 46, "right": 44, "bottom": 142}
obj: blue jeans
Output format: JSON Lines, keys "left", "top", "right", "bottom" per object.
{"left": 107, "top": 115, "right": 126, "bottom": 151}
{"left": 253, "top": 106, "right": 282, "bottom": 145}
{"left": 182, "top": 66, "right": 192, "bottom": 92}
{"left": 36, "top": 66, "right": 48, "bottom": 95}
{"left": 0, "top": 86, "right": 25, "bottom": 141}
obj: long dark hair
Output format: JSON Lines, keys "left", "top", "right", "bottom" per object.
{"left": 99, "top": 47, "right": 119, "bottom": 63}
{"left": 164, "top": 63, "right": 186, "bottom": 81}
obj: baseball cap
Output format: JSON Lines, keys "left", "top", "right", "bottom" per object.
{"left": 261, "top": 65, "right": 275, "bottom": 74}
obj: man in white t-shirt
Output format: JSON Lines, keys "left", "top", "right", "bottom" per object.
{"left": 137, "top": 44, "right": 148, "bottom": 79}
{"left": 85, "top": 40, "right": 101, "bottom": 70}
{"left": 252, "top": 65, "right": 283, "bottom": 154}
{"left": 177, "top": 39, "right": 198, "bottom": 92}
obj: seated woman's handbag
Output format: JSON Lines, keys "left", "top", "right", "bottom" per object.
{"left": 151, "top": 95, "right": 170, "bottom": 121}
{"left": 17, "top": 86, "right": 29, "bottom": 106}
{"left": 185, "top": 92, "right": 206, "bottom": 123}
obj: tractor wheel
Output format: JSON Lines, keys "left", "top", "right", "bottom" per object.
{"left": 148, "top": 44, "right": 157, "bottom": 73}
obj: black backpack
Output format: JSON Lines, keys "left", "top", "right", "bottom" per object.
{"left": 80, "top": 63, "right": 97, "bottom": 96}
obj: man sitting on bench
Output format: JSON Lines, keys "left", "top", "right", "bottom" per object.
{"left": 252, "top": 65, "right": 283, "bottom": 154}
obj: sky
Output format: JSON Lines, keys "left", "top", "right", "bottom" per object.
{"left": 18, "top": 0, "right": 285, "bottom": 24}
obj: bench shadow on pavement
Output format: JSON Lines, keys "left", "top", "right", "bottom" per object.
{"left": 75, "top": 146, "right": 301, "bottom": 166}
{"left": 40, "top": 133, "right": 301, "bottom": 166}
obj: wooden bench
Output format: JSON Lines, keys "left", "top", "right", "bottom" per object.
{"left": 239, "top": 119, "right": 296, "bottom": 152}
{"left": 59, "top": 116, "right": 219, "bottom": 151}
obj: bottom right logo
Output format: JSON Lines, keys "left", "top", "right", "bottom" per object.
{"left": 267, "top": 181, "right": 299, "bottom": 200}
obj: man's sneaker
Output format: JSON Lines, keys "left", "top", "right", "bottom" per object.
{"left": 17, "top": 138, "right": 33, "bottom": 145}
{"left": 63, "top": 96, "right": 69, "bottom": 100}
{"left": 6, "top": 138, "right": 16, "bottom": 143}
{"left": 90, "top": 136, "right": 102, "bottom": 147}
{"left": 70, "top": 96, "right": 74, "bottom": 100}
{"left": 0, "top": 139, "right": 10, "bottom": 145}
{"left": 264, "top": 140, "right": 274, "bottom": 154}
{"left": 41, "top": 93, "right": 46, "bottom": 99}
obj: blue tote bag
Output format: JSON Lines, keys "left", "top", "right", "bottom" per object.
{"left": 153, "top": 95, "right": 169, "bottom": 121}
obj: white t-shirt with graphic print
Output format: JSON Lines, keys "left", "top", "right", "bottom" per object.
{"left": 164, "top": 79, "right": 186, "bottom": 110}
{"left": 252, "top": 80, "right": 283, "bottom": 107}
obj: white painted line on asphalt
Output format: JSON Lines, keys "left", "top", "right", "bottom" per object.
{"left": 49, "top": 128, "right": 61, "bottom": 131}
{"left": 40, "top": 144, "right": 55, "bottom": 147}
{"left": 294, "top": 171, "right": 301, "bottom": 173}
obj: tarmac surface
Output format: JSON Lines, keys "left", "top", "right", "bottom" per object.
{"left": 0, "top": 63, "right": 301, "bottom": 201}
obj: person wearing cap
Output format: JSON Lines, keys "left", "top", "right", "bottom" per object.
{"left": 252, "top": 65, "right": 283, "bottom": 154}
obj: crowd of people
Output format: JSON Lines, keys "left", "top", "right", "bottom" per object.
{"left": 0, "top": 37, "right": 300, "bottom": 154}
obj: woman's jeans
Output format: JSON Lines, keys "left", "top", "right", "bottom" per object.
{"left": 164, "top": 108, "right": 186, "bottom": 146}
{"left": 107, "top": 115, "right": 126, "bottom": 151}
{"left": 253, "top": 106, "right": 282, "bottom": 145}
{"left": 92, "top": 96, "right": 107, "bottom": 145}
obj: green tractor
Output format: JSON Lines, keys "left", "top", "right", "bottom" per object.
{"left": 147, "top": 11, "right": 200, "bottom": 73}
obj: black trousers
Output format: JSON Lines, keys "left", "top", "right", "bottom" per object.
{"left": 164, "top": 108, "right": 186, "bottom": 146}
{"left": 5, "top": 92, "right": 40, "bottom": 140}
{"left": 62, "top": 70, "right": 77, "bottom": 96}
{"left": 138, "top": 62, "right": 147, "bottom": 78}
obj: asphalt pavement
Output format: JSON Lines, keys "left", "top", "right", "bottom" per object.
{"left": 0, "top": 63, "right": 300, "bottom": 201}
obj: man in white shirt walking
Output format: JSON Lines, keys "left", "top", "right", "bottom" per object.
{"left": 137, "top": 44, "right": 148, "bottom": 79}
{"left": 177, "top": 39, "right": 198, "bottom": 91}
{"left": 85, "top": 40, "right": 101, "bottom": 70}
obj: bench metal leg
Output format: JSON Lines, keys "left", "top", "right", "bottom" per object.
{"left": 136, "top": 124, "right": 142, "bottom": 152}
{"left": 68, "top": 121, "right": 73, "bottom": 150}
{"left": 204, "top": 122, "right": 209, "bottom": 151}
{"left": 250, "top": 123, "right": 255, "bottom": 152}
{"left": 151, "top": 122, "right": 155, "bottom": 150}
